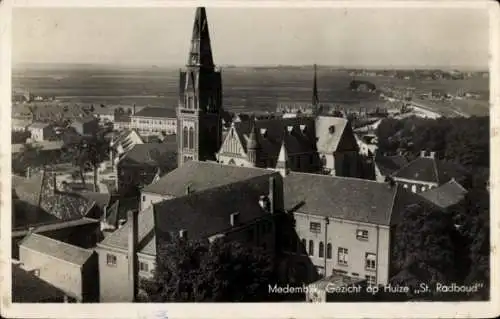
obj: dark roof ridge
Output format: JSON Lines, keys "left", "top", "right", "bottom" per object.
{"left": 289, "top": 171, "right": 384, "bottom": 185}
{"left": 390, "top": 156, "right": 430, "bottom": 178}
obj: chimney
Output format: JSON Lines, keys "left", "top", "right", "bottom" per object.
{"left": 186, "top": 184, "right": 192, "bottom": 195}
{"left": 179, "top": 229, "right": 188, "bottom": 239}
{"left": 230, "top": 212, "right": 240, "bottom": 227}
{"left": 420, "top": 150, "right": 426, "bottom": 158}
{"left": 127, "top": 209, "right": 139, "bottom": 302}
{"left": 103, "top": 205, "right": 108, "bottom": 219}
{"left": 268, "top": 176, "right": 275, "bottom": 214}
{"left": 429, "top": 151, "right": 436, "bottom": 159}
{"left": 26, "top": 167, "right": 31, "bottom": 179}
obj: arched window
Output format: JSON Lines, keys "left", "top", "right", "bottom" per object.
{"left": 228, "top": 159, "right": 236, "bottom": 165}
{"left": 326, "top": 243, "right": 332, "bottom": 259}
{"left": 182, "top": 127, "right": 188, "bottom": 149}
{"left": 319, "top": 242, "right": 324, "bottom": 258}
{"left": 321, "top": 155, "right": 327, "bottom": 167}
{"left": 188, "top": 127, "right": 195, "bottom": 150}
{"left": 301, "top": 239, "right": 307, "bottom": 255}
{"left": 308, "top": 240, "right": 314, "bottom": 256}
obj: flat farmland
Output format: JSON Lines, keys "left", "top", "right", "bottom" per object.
{"left": 12, "top": 66, "right": 489, "bottom": 116}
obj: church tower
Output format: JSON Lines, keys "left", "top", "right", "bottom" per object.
{"left": 177, "top": 7, "right": 223, "bottom": 167}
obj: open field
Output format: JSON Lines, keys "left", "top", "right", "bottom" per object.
{"left": 12, "top": 66, "right": 489, "bottom": 116}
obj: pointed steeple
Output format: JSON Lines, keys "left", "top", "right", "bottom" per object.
{"left": 247, "top": 121, "right": 260, "bottom": 166}
{"left": 187, "top": 7, "right": 214, "bottom": 68}
{"left": 312, "top": 64, "right": 319, "bottom": 106}
{"left": 276, "top": 139, "right": 289, "bottom": 176}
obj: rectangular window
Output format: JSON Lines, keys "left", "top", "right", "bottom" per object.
{"left": 142, "top": 195, "right": 146, "bottom": 202}
{"left": 365, "top": 275, "right": 376, "bottom": 286}
{"left": 139, "top": 261, "right": 149, "bottom": 272}
{"left": 365, "top": 253, "right": 376, "bottom": 270}
{"left": 106, "top": 254, "right": 117, "bottom": 267}
{"left": 310, "top": 222, "right": 321, "bottom": 233}
{"left": 337, "top": 247, "right": 348, "bottom": 265}
{"left": 356, "top": 229, "right": 369, "bottom": 241}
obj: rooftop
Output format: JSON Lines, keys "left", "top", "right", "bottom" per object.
{"left": 375, "top": 154, "right": 409, "bottom": 177}
{"left": 142, "top": 160, "right": 277, "bottom": 196}
{"left": 420, "top": 179, "right": 468, "bottom": 209}
{"left": 19, "top": 233, "right": 94, "bottom": 266}
{"left": 132, "top": 107, "right": 176, "bottom": 119}
{"left": 118, "top": 141, "right": 177, "bottom": 167}
{"left": 392, "top": 156, "right": 468, "bottom": 184}
{"left": 283, "top": 172, "right": 436, "bottom": 226}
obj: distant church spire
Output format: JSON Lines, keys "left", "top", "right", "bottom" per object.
{"left": 188, "top": 7, "right": 214, "bottom": 68}
{"left": 312, "top": 64, "right": 319, "bottom": 106}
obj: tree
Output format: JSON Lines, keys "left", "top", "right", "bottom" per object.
{"left": 12, "top": 142, "right": 44, "bottom": 175}
{"left": 390, "top": 203, "right": 456, "bottom": 296}
{"left": 142, "top": 238, "right": 277, "bottom": 302}
{"left": 63, "top": 133, "right": 109, "bottom": 191}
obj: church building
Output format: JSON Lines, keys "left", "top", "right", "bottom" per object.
{"left": 176, "top": 7, "right": 361, "bottom": 178}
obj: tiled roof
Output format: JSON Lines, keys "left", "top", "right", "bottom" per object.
{"left": 142, "top": 160, "right": 276, "bottom": 196}
{"left": 132, "top": 107, "right": 176, "bottom": 119}
{"left": 99, "top": 205, "right": 156, "bottom": 256}
{"left": 20, "top": 233, "right": 94, "bottom": 266}
{"left": 315, "top": 116, "right": 351, "bottom": 153}
{"left": 283, "top": 172, "right": 433, "bottom": 225}
{"left": 420, "top": 179, "right": 468, "bottom": 209}
{"left": 154, "top": 177, "right": 273, "bottom": 243}
{"left": 12, "top": 171, "right": 96, "bottom": 221}
{"left": 375, "top": 154, "right": 409, "bottom": 176}
{"left": 392, "top": 157, "right": 468, "bottom": 184}
{"left": 118, "top": 142, "right": 177, "bottom": 167}
{"left": 12, "top": 263, "right": 67, "bottom": 302}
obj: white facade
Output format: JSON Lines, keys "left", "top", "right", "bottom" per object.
{"left": 131, "top": 116, "right": 177, "bottom": 136}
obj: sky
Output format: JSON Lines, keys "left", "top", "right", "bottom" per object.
{"left": 12, "top": 7, "right": 490, "bottom": 69}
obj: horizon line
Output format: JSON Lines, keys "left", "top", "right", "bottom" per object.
{"left": 12, "top": 62, "right": 489, "bottom": 72}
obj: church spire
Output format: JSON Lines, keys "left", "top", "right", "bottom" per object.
{"left": 312, "top": 64, "right": 319, "bottom": 106}
{"left": 187, "top": 7, "right": 214, "bottom": 68}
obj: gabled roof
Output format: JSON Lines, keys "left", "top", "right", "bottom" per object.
{"left": 315, "top": 116, "right": 351, "bottom": 153}
{"left": 283, "top": 172, "right": 436, "bottom": 226}
{"left": 12, "top": 141, "right": 65, "bottom": 154}
{"left": 154, "top": 177, "right": 273, "bottom": 243}
{"left": 142, "top": 160, "right": 277, "bottom": 196}
{"left": 99, "top": 205, "right": 156, "bottom": 256}
{"left": 132, "top": 107, "right": 176, "bottom": 118}
{"left": 20, "top": 233, "right": 94, "bottom": 266}
{"left": 420, "top": 179, "right": 468, "bottom": 209}
{"left": 232, "top": 117, "right": 317, "bottom": 165}
{"left": 392, "top": 156, "right": 468, "bottom": 184}
{"left": 375, "top": 154, "right": 409, "bottom": 177}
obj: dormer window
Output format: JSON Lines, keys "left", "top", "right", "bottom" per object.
{"left": 260, "top": 128, "right": 268, "bottom": 137}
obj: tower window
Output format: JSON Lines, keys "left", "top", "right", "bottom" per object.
{"left": 183, "top": 127, "right": 189, "bottom": 149}
{"left": 188, "top": 127, "right": 195, "bottom": 150}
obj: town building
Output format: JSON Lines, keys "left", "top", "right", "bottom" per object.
{"left": 113, "top": 114, "right": 132, "bottom": 131}
{"left": 96, "top": 170, "right": 282, "bottom": 302}
{"left": 109, "top": 129, "right": 144, "bottom": 171}
{"left": 27, "top": 122, "right": 56, "bottom": 142}
{"left": 93, "top": 107, "right": 116, "bottom": 123}
{"left": 281, "top": 168, "right": 438, "bottom": 286}
{"left": 70, "top": 117, "right": 99, "bottom": 136}
{"left": 116, "top": 138, "right": 177, "bottom": 195}
{"left": 131, "top": 107, "right": 177, "bottom": 136}
{"left": 390, "top": 150, "right": 468, "bottom": 193}
{"left": 18, "top": 233, "right": 99, "bottom": 302}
